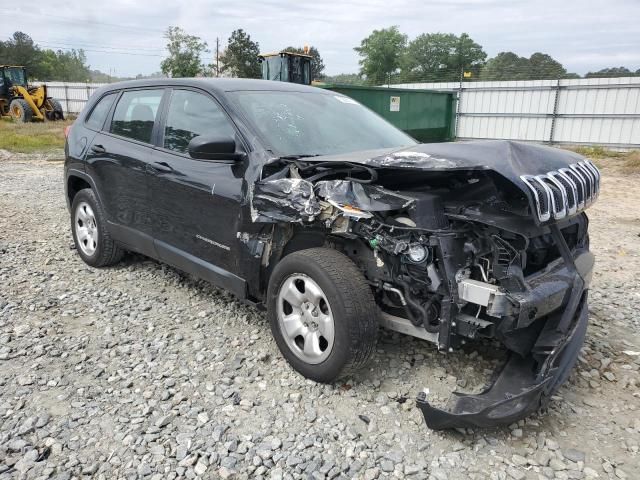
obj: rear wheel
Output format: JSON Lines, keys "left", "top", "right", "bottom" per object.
{"left": 71, "top": 189, "right": 124, "bottom": 267}
{"left": 45, "top": 99, "right": 64, "bottom": 121}
{"left": 267, "top": 248, "right": 378, "bottom": 383}
{"left": 9, "top": 99, "right": 32, "bottom": 123}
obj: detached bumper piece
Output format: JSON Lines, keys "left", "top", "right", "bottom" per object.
{"left": 418, "top": 298, "right": 588, "bottom": 429}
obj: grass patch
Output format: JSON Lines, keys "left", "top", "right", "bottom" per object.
{"left": 623, "top": 151, "right": 640, "bottom": 173}
{"left": 0, "top": 116, "right": 72, "bottom": 153}
{"left": 568, "top": 145, "right": 626, "bottom": 159}
{"left": 564, "top": 145, "right": 640, "bottom": 173}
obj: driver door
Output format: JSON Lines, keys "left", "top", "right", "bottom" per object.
{"left": 146, "top": 88, "right": 246, "bottom": 293}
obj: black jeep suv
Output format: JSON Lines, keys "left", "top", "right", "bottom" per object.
{"left": 65, "top": 78, "right": 599, "bottom": 429}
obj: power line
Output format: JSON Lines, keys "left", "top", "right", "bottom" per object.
{"left": 33, "top": 38, "right": 164, "bottom": 53}
{"left": 0, "top": 11, "right": 166, "bottom": 34}
{"left": 35, "top": 43, "right": 164, "bottom": 57}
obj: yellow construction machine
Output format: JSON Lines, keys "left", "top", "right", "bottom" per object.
{"left": 0, "top": 65, "right": 64, "bottom": 122}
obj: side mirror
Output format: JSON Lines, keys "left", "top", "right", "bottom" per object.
{"left": 187, "top": 135, "right": 244, "bottom": 161}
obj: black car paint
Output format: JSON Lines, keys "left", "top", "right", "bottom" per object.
{"left": 65, "top": 80, "right": 301, "bottom": 302}
{"left": 65, "top": 78, "right": 597, "bottom": 430}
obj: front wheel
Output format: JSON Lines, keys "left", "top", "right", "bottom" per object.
{"left": 267, "top": 248, "right": 378, "bottom": 383}
{"left": 9, "top": 99, "right": 32, "bottom": 123}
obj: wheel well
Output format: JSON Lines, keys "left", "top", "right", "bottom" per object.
{"left": 67, "top": 176, "right": 91, "bottom": 204}
{"left": 258, "top": 230, "right": 327, "bottom": 299}
{"left": 281, "top": 231, "right": 326, "bottom": 258}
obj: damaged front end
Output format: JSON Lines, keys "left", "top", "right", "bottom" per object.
{"left": 251, "top": 141, "right": 600, "bottom": 429}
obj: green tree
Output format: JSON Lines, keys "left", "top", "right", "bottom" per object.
{"left": 401, "top": 33, "right": 457, "bottom": 82}
{"left": 0, "top": 31, "right": 91, "bottom": 81}
{"left": 160, "top": 26, "right": 209, "bottom": 78}
{"left": 0, "top": 32, "right": 44, "bottom": 79}
{"left": 480, "top": 52, "right": 530, "bottom": 80}
{"left": 323, "top": 73, "right": 365, "bottom": 85}
{"left": 401, "top": 32, "right": 486, "bottom": 82}
{"left": 354, "top": 26, "right": 407, "bottom": 85}
{"left": 455, "top": 33, "right": 487, "bottom": 77}
{"left": 481, "top": 51, "right": 568, "bottom": 80}
{"left": 220, "top": 29, "right": 261, "bottom": 78}
{"left": 528, "top": 53, "right": 566, "bottom": 79}
{"left": 53, "top": 49, "right": 91, "bottom": 82}
{"left": 585, "top": 66, "right": 637, "bottom": 78}
{"left": 283, "top": 46, "right": 325, "bottom": 80}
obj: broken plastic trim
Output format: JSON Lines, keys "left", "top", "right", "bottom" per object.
{"left": 417, "top": 285, "right": 588, "bottom": 430}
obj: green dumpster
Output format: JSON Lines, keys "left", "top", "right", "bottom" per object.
{"left": 318, "top": 83, "right": 457, "bottom": 143}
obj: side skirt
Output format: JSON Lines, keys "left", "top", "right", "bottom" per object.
{"left": 154, "top": 239, "right": 247, "bottom": 300}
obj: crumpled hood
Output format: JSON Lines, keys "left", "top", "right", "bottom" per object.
{"left": 256, "top": 140, "right": 599, "bottom": 225}
{"left": 299, "top": 140, "right": 587, "bottom": 187}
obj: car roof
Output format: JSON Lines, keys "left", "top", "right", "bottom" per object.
{"left": 98, "top": 78, "right": 332, "bottom": 95}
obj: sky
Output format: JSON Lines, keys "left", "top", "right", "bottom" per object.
{"left": 1, "top": 0, "right": 639, "bottom": 78}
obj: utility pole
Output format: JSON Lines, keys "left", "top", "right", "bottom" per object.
{"left": 215, "top": 37, "right": 220, "bottom": 77}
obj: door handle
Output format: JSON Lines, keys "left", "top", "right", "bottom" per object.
{"left": 148, "top": 161, "right": 174, "bottom": 173}
{"left": 90, "top": 144, "right": 106, "bottom": 154}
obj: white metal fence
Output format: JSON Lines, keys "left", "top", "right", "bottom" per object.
{"left": 393, "top": 77, "right": 640, "bottom": 149}
{"left": 45, "top": 81, "right": 108, "bottom": 115}
{"left": 44, "top": 77, "right": 640, "bottom": 149}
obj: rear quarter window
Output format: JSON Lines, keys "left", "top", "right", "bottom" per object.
{"left": 85, "top": 93, "right": 117, "bottom": 131}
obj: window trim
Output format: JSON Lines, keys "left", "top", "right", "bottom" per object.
{"left": 102, "top": 87, "right": 169, "bottom": 147}
{"left": 154, "top": 86, "right": 248, "bottom": 161}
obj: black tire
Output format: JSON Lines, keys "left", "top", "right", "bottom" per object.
{"left": 267, "top": 247, "right": 378, "bottom": 383}
{"left": 70, "top": 189, "right": 124, "bottom": 267}
{"left": 9, "top": 99, "right": 32, "bottom": 123}
{"left": 45, "top": 99, "right": 64, "bottom": 121}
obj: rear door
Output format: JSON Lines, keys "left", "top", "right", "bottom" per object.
{"left": 147, "top": 88, "right": 246, "bottom": 288}
{"left": 85, "top": 88, "right": 166, "bottom": 254}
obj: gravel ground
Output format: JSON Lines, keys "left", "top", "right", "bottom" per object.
{"left": 0, "top": 152, "right": 639, "bottom": 480}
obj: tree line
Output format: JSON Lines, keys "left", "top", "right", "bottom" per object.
{"left": 347, "top": 26, "right": 640, "bottom": 85}
{"left": 0, "top": 32, "right": 92, "bottom": 82}
{"left": 1, "top": 28, "right": 638, "bottom": 84}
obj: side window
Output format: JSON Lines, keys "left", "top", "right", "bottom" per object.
{"left": 85, "top": 93, "right": 116, "bottom": 131}
{"left": 110, "top": 89, "right": 163, "bottom": 143}
{"left": 163, "top": 89, "right": 236, "bottom": 154}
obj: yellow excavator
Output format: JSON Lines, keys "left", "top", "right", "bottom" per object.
{"left": 0, "top": 65, "right": 64, "bottom": 122}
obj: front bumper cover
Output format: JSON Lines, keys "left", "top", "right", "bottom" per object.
{"left": 417, "top": 242, "right": 593, "bottom": 430}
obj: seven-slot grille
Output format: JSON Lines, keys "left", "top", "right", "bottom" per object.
{"left": 520, "top": 160, "right": 600, "bottom": 222}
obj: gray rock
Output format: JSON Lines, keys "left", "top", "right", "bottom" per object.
{"left": 506, "top": 467, "right": 526, "bottom": 480}
{"left": 430, "top": 468, "right": 448, "bottom": 480}
{"left": 194, "top": 460, "right": 208, "bottom": 476}
{"left": 155, "top": 413, "right": 176, "bottom": 428}
{"left": 364, "top": 467, "right": 380, "bottom": 480}
{"left": 137, "top": 463, "right": 152, "bottom": 476}
{"left": 218, "top": 466, "right": 236, "bottom": 479}
{"left": 286, "top": 455, "right": 303, "bottom": 467}
{"left": 380, "top": 460, "right": 394, "bottom": 473}
{"left": 563, "top": 449, "right": 586, "bottom": 463}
